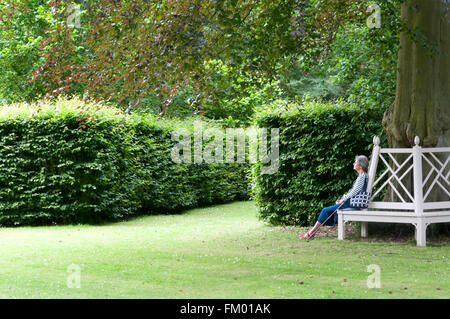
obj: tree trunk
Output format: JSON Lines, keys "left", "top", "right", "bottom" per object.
{"left": 383, "top": 0, "right": 450, "bottom": 148}
{"left": 382, "top": 1, "right": 449, "bottom": 233}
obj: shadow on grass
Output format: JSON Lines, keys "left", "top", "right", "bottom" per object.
{"left": 276, "top": 222, "right": 450, "bottom": 247}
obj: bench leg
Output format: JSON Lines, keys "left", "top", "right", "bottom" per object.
{"left": 415, "top": 220, "right": 427, "bottom": 247}
{"left": 338, "top": 214, "right": 345, "bottom": 240}
{"left": 361, "top": 222, "right": 368, "bottom": 238}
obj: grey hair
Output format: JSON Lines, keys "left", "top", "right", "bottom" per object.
{"left": 355, "top": 155, "right": 369, "bottom": 173}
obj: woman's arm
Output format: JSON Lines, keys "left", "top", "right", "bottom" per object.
{"left": 342, "top": 174, "right": 366, "bottom": 201}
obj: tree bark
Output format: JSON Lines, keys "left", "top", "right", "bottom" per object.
{"left": 382, "top": 0, "right": 449, "bottom": 218}
{"left": 383, "top": 0, "right": 450, "bottom": 148}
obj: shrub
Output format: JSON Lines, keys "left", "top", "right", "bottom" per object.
{"left": 280, "top": 22, "right": 398, "bottom": 112}
{"left": 0, "top": 97, "right": 250, "bottom": 226}
{"left": 0, "top": 98, "right": 137, "bottom": 225}
{"left": 202, "top": 59, "right": 283, "bottom": 125}
{"left": 128, "top": 115, "right": 250, "bottom": 213}
{"left": 251, "top": 98, "right": 385, "bottom": 226}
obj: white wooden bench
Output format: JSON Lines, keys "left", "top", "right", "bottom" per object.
{"left": 338, "top": 136, "right": 450, "bottom": 247}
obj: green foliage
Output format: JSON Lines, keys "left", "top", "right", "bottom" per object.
{"left": 280, "top": 61, "right": 344, "bottom": 101}
{"left": 281, "top": 1, "right": 400, "bottom": 111}
{"left": 128, "top": 114, "right": 250, "bottom": 213}
{"left": 22, "top": 0, "right": 302, "bottom": 112}
{"left": 132, "top": 59, "right": 284, "bottom": 125}
{"left": 1, "top": 0, "right": 400, "bottom": 123}
{"left": 0, "top": 0, "right": 90, "bottom": 103}
{"left": 331, "top": 22, "right": 399, "bottom": 111}
{"left": 202, "top": 59, "right": 283, "bottom": 125}
{"left": 0, "top": 0, "right": 53, "bottom": 103}
{"left": 0, "top": 97, "right": 249, "bottom": 226}
{"left": 133, "top": 88, "right": 196, "bottom": 119}
{"left": 251, "top": 98, "right": 385, "bottom": 226}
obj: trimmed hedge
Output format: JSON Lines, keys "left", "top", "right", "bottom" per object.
{"left": 0, "top": 97, "right": 249, "bottom": 226}
{"left": 129, "top": 115, "right": 250, "bottom": 213}
{"left": 251, "top": 99, "right": 385, "bottom": 226}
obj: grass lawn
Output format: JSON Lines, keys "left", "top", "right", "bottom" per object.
{"left": 0, "top": 201, "right": 448, "bottom": 299}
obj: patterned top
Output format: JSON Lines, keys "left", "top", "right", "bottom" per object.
{"left": 342, "top": 173, "right": 368, "bottom": 201}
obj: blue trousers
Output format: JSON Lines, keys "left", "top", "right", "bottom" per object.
{"left": 317, "top": 201, "right": 351, "bottom": 226}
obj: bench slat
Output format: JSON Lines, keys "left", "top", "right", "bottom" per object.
{"left": 342, "top": 215, "right": 418, "bottom": 224}
{"left": 368, "top": 202, "right": 415, "bottom": 210}
{"left": 379, "top": 149, "right": 412, "bottom": 153}
{"left": 338, "top": 210, "right": 416, "bottom": 217}
{"left": 423, "top": 201, "right": 450, "bottom": 210}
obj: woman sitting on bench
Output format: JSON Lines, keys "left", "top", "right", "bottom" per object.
{"left": 299, "top": 155, "right": 369, "bottom": 240}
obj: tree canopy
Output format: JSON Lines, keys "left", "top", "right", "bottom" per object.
{"left": 1, "top": 0, "right": 447, "bottom": 133}
{"left": 2, "top": 0, "right": 388, "bottom": 111}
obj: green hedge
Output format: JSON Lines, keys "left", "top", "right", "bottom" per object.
{"left": 0, "top": 97, "right": 249, "bottom": 226}
{"left": 129, "top": 115, "right": 250, "bottom": 213}
{"left": 251, "top": 98, "right": 385, "bottom": 226}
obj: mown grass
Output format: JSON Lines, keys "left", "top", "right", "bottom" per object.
{"left": 0, "top": 201, "right": 448, "bottom": 298}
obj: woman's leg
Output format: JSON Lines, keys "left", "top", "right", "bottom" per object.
{"left": 301, "top": 203, "right": 341, "bottom": 238}
{"left": 317, "top": 203, "right": 341, "bottom": 225}
{"left": 307, "top": 221, "right": 322, "bottom": 236}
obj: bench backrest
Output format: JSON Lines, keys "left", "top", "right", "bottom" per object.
{"left": 366, "top": 136, "right": 450, "bottom": 214}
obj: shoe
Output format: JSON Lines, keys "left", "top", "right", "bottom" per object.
{"left": 299, "top": 231, "right": 311, "bottom": 239}
{"left": 299, "top": 231, "right": 316, "bottom": 240}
